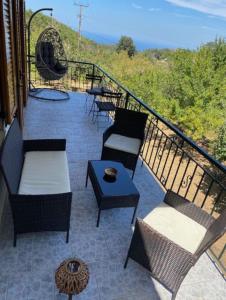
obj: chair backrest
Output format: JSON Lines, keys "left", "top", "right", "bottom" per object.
{"left": 114, "top": 107, "right": 148, "bottom": 139}
{"left": 86, "top": 74, "right": 103, "bottom": 83}
{"left": 0, "top": 118, "right": 24, "bottom": 194}
{"left": 195, "top": 209, "right": 226, "bottom": 257}
{"left": 101, "top": 92, "right": 122, "bottom": 107}
{"left": 103, "top": 91, "right": 122, "bottom": 99}
{"left": 40, "top": 42, "right": 56, "bottom": 67}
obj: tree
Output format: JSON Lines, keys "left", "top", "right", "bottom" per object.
{"left": 116, "top": 36, "right": 136, "bottom": 57}
{"left": 214, "top": 123, "right": 226, "bottom": 163}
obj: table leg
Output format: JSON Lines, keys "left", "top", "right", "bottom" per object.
{"left": 96, "top": 209, "right": 101, "bottom": 227}
{"left": 92, "top": 107, "right": 96, "bottom": 122}
{"left": 131, "top": 205, "right": 137, "bottom": 224}
{"left": 96, "top": 111, "right": 100, "bottom": 130}
{"left": 88, "top": 95, "right": 96, "bottom": 116}
{"left": 85, "top": 94, "right": 89, "bottom": 112}
{"left": 85, "top": 164, "right": 89, "bottom": 187}
{"left": 68, "top": 294, "right": 73, "bottom": 300}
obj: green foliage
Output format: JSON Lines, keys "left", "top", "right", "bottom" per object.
{"left": 214, "top": 123, "right": 226, "bottom": 162}
{"left": 26, "top": 10, "right": 226, "bottom": 163}
{"left": 143, "top": 48, "right": 174, "bottom": 61}
{"left": 164, "top": 41, "right": 226, "bottom": 142}
{"left": 116, "top": 36, "right": 136, "bottom": 57}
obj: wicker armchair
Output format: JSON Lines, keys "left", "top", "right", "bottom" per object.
{"left": 0, "top": 119, "right": 72, "bottom": 246}
{"left": 101, "top": 107, "right": 148, "bottom": 178}
{"left": 124, "top": 190, "right": 226, "bottom": 299}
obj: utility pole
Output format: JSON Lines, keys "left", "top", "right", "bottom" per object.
{"left": 74, "top": 2, "right": 89, "bottom": 56}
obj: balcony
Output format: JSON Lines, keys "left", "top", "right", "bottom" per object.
{"left": 0, "top": 57, "right": 224, "bottom": 299}
{"left": 29, "top": 58, "right": 226, "bottom": 270}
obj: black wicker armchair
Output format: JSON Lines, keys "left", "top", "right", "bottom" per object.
{"left": 0, "top": 119, "right": 72, "bottom": 246}
{"left": 124, "top": 190, "right": 226, "bottom": 299}
{"left": 101, "top": 107, "right": 148, "bottom": 178}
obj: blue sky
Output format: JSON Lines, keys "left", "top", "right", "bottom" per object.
{"left": 26, "top": 0, "right": 226, "bottom": 49}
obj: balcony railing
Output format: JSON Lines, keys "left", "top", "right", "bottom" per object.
{"left": 29, "top": 56, "right": 226, "bottom": 274}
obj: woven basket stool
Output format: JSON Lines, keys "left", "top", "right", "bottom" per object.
{"left": 55, "top": 258, "right": 89, "bottom": 299}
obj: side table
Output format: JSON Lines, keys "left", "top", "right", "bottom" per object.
{"left": 86, "top": 160, "right": 140, "bottom": 227}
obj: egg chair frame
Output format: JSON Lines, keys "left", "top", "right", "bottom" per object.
{"left": 28, "top": 8, "right": 69, "bottom": 101}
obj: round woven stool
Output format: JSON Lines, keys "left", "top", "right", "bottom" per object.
{"left": 55, "top": 258, "right": 89, "bottom": 300}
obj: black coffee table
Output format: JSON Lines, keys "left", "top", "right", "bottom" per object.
{"left": 85, "top": 160, "right": 140, "bottom": 227}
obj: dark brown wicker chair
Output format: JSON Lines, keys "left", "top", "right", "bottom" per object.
{"left": 101, "top": 107, "right": 148, "bottom": 178}
{"left": 0, "top": 118, "right": 72, "bottom": 246}
{"left": 124, "top": 190, "right": 226, "bottom": 299}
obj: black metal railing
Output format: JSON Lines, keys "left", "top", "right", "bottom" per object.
{"left": 29, "top": 56, "right": 226, "bottom": 273}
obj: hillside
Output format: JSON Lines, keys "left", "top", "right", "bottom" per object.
{"left": 26, "top": 10, "right": 226, "bottom": 163}
{"left": 26, "top": 10, "right": 114, "bottom": 62}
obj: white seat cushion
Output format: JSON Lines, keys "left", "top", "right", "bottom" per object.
{"left": 104, "top": 134, "right": 141, "bottom": 155}
{"left": 19, "top": 151, "right": 71, "bottom": 195}
{"left": 143, "top": 202, "right": 207, "bottom": 254}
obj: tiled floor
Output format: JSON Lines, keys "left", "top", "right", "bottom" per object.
{"left": 0, "top": 91, "right": 225, "bottom": 300}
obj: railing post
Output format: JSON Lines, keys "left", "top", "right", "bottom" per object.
{"left": 125, "top": 92, "right": 130, "bottom": 109}
{"left": 91, "top": 64, "right": 95, "bottom": 89}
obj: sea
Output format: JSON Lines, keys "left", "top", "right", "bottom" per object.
{"left": 83, "top": 31, "right": 174, "bottom": 50}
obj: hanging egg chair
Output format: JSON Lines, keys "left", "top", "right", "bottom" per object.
{"left": 35, "top": 27, "right": 68, "bottom": 81}
{"left": 29, "top": 26, "right": 69, "bottom": 101}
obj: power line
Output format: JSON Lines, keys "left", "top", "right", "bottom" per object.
{"left": 74, "top": 2, "right": 89, "bottom": 55}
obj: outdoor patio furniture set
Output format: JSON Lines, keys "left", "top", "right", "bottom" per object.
{"left": 0, "top": 105, "right": 225, "bottom": 299}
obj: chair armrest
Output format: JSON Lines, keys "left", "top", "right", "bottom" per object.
{"left": 138, "top": 133, "right": 145, "bottom": 147}
{"left": 10, "top": 193, "right": 72, "bottom": 220}
{"left": 10, "top": 192, "right": 72, "bottom": 230}
{"left": 11, "top": 192, "right": 72, "bottom": 202}
{"left": 103, "top": 126, "right": 115, "bottom": 144}
{"left": 164, "top": 190, "right": 214, "bottom": 229}
{"left": 23, "top": 139, "right": 66, "bottom": 152}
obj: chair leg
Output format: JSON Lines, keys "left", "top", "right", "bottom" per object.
{"left": 97, "top": 111, "right": 100, "bottom": 130}
{"left": 132, "top": 156, "right": 139, "bottom": 179}
{"left": 92, "top": 107, "right": 95, "bottom": 121}
{"left": 66, "top": 229, "right": 70, "bottom": 243}
{"left": 89, "top": 102, "right": 94, "bottom": 116}
{"left": 88, "top": 96, "right": 96, "bottom": 116}
{"left": 131, "top": 206, "right": 137, "bottom": 224}
{"left": 85, "top": 167, "right": 89, "bottom": 187}
{"left": 85, "top": 94, "right": 90, "bottom": 112}
{"left": 92, "top": 109, "right": 98, "bottom": 123}
{"left": 124, "top": 252, "right": 130, "bottom": 269}
{"left": 13, "top": 232, "right": 17, "bottom": 247}
{"left": 96, "top": 209, "right": 101, "bottom": 227}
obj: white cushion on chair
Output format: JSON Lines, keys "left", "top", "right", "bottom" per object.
{"left": 143, "top": 202, "right": 207, "bottom": 254}
{"left": 18, "top": 151, "right": 71, "bottom": 195}
{"left": 104, "top": 134, "right": 141, "bottom": 155}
